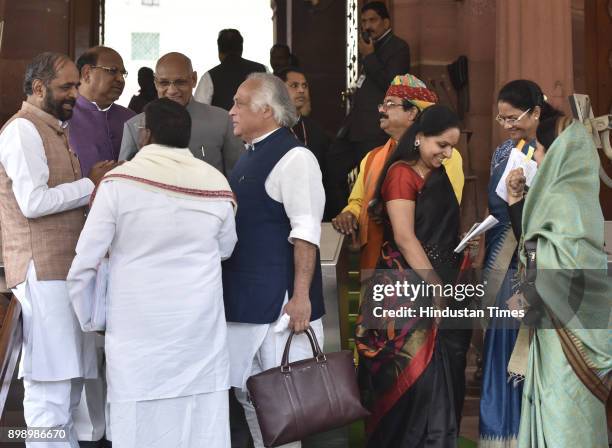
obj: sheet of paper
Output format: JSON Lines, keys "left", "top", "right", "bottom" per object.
{"left": 454, "top": 215, "right": 499, "bottom": 253}
{"left": 72, "top": 258, "right": 108, "bottom": 332}
{"left": 91, "top": 258, "right": 108, "bottom": 331}
{"left": 496, "top": 147, "right": 538, "bottom": 203}
{"left": 274, "top": 313, "right": 290, "bottom": 333}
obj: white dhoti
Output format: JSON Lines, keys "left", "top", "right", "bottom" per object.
{"left": 110, "top": 390, "right": 230, "bottom": 448}
{"left": 12, "top": 263, "right": 97, "bottom": 448}
{"left": 73, "top": 334, "right": 110, "bottom": 442}
{"left": 22, "top": 378, "right": 83, "bottom": 448}
{"left": 228, "top": 316, "right": 324, "bottom": 448}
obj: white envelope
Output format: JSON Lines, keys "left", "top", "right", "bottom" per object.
{"left": 496, "top": 147, "right": 538, "bottom": 203}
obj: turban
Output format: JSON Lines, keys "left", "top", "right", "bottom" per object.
{"left": 385, "top": 74, "right": 438, "bottom": 110}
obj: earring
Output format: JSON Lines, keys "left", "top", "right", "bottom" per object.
{"left": 415, "top": 139, "right": 420, "bottom": 147}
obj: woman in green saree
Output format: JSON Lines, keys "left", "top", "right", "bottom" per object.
{"left": 514, "top": 116, "right": 612, "bottom": 447}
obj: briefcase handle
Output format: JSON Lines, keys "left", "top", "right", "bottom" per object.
{"left": 280, "top": 327, "right": 326, "bottom": 373}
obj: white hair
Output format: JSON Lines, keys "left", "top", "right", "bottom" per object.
{"left": 247, "top": 72, "right": 298, "bottom": 127}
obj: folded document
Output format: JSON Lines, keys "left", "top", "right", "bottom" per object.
{"left": 72, "top": 258, "right": 108, "bottom": 332}
{"left": 454, "top": 215, "right": 499, "bottom": 253}
{"left": 495, "top": 144, "right": 537, "bottom": 203}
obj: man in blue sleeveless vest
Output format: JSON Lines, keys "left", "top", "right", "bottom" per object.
{"left": 222, "top": 73, "right": 325, "bottom": 448}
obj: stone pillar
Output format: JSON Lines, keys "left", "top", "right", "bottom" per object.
{"left": 494, "top": 0, "right": 574, "bottom": 112}
{"left": 460, "top": 0, "right": 497, "bottom": 225}
{"left": 393, "top": 0, "right": 497, "bottom": 227}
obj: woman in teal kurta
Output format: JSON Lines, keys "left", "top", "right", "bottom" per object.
{"left": 517, "top": 119, "right": 611, "bottom": 447}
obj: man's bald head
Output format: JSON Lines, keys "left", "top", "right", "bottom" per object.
{"left": 77, "top": 46, "right": 127, "bottom": 108}
{"left": 155, "top": 52, "right": 193, "bottom": 73}
{"left": 153, "top": 52, "right": 197, "bottom": 106}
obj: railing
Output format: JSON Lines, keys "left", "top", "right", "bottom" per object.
{"left": 0, "top": 294, "right": 21, "bottom": 419}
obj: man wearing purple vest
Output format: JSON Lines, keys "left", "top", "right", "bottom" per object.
{"left": 69, "top": 46, "right": 135, "bottom": 177}
{"left": 0, "top": 52, "right": 115, "bottom": 448}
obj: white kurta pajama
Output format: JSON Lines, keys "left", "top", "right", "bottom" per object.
{"left": 0, "top": 118, "right": 96, "bottom": 448}
{"left": 67, "top": 146, "right": 237, "bottom": 448}
{"left": 228, "top": 129, "right": 326, "bottom": 448}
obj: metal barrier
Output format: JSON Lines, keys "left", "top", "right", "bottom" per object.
{"left": 319, "top": 223, "right": 348, "bottom": 352}
{"left": 304, "top": 223, "right": 350, "bottom": 447}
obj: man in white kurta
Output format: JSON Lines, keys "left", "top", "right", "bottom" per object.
{"left": 0, "top": 53, "right": 116, "bottom": 448}
{"left": 223, "top": 73, "right": 325, "bottom": 448}
{"left": 67, "top": 98, "right": 236, "bottom": 448}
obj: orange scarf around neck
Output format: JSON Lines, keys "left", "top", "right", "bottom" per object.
{"left": 358, "top": 139, "right": 396, "bottom": 273}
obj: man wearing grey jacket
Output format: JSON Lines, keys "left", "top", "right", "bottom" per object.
{"left": 119, "top": 52, "right": 243, "bottom": 175}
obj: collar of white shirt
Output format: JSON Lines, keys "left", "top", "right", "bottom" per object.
{"left": 245, "top": 127, "right": 281, "bottom": 151}
{"left": 376, "top": 28, "right": 392, "bottom": 43}
{"left": 92, "top": 101, "right": 113, "bottom": 112}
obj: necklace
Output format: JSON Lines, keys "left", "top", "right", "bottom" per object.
{"left": 289, "top": 118, "right": 308, "bottom": 147}
{"left": 413, "top": 164, "right": 427, "bottom": 179}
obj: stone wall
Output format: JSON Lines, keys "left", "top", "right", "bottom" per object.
{"left": 391, "top": 0, "right": 592, "bottom": 224}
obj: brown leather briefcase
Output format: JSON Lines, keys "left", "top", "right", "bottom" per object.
{"left": 246, "top": 327, "right": 369, "bottom": 447}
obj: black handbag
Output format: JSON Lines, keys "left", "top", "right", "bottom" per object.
{"left": 520, "top": 239, "right": 544, "bottom": 325}
{"left": 246, "top": 327, "right": 369, "bottom": 447}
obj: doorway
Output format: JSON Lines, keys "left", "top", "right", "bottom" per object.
{"left": 103, "top": 0, "right": 274, "bottom": 107}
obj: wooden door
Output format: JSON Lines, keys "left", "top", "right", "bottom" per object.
{"left": 272, "top": 0, "right": 395, "bottom": 135}
{"left": 286, "top": 0, "right": 348, "bottom": 135}
{"left": 0, "top": 0, "right": 101, "bottom": 125}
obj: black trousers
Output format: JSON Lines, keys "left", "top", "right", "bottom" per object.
{"left": 230, "top": 389, "right": 252, "bottom": 448}
{"left": 324, "top": 135, "right": 387, "bottom": 218}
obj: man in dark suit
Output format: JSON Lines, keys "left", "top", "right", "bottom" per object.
{"left": 194, "top": 29, "right": 266, "bottom": 111}
{"left": 326, "top": 1, "right": 410, "bottom": 216}
{"left": 120, "top": 52, "right": 244, "bottom": 176}
{"left": 270, "top": 44, "right": 299, "bottom": 74}
{"left": 276, "top": 67, "right": 330, "bottom": 181}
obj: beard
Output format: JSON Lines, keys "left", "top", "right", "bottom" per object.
{"left": 43, "top": 92, "right": 76, "bottom": 122}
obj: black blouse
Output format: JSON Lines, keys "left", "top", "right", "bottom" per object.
{"left": 508, "top": 198, "right": 525, "bottom": 241}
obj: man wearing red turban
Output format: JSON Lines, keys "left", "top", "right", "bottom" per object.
{"left": 331, "top": 74, "right": 464, "bottom": 275}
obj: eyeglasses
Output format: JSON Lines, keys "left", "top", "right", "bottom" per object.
{"left": 91, "top": 65, "right": 128, "bottom": 79}
{"left": 496, "top": 108, "right": 531, "bottom": 126}
{"left": 154, "top": 78, "right": 191, "bottom": 89}
{"left": 378, "top": 100, "right": 404, "bottom": 111}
